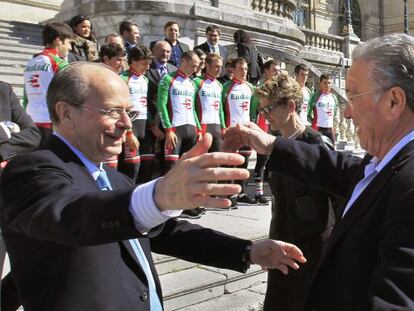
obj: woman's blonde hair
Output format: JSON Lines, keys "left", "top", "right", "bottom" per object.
{"left": 255, "top": 73, "right": 303, "bottom": 113}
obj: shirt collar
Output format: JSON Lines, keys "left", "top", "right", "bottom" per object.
{"left": 365, "top": 129, "right": 414, "bottom": 177}
{"left": 155, "top": 60, "right": 167, "bottom": 69}
{"left": 53, "top": 131, "right": 101, "bottom": 180}
{"left": 207, "top": 42, "right": 218, "bottom": 50}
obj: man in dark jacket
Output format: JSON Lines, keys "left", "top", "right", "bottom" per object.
{"left": 149, "top": 21, "right": 189, "bottom": 67}
{"left": 0, "top": 62, "right": 305, "bottom": 311}
{"left": 194, "top": 25, "right": 228, "bottom": 78}
{"left": 0, "top": 81, "right": 41, "bottom": 310}
{"left": 223, "top": 33, "right": 414, "bottom": 311}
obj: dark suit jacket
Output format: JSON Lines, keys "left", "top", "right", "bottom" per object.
{"left": 236, "top": 42, "right": 261, "bottom": 83}
{"left": 0, "top": 135, "right": 250, "bottom": 311}
{"left": 0, "top": 81, "right": 40, "bottom": 162}
{"left": 194, "top": 41, "right": 228, "bottom": 77}
{"left": 194, "top": 41, "right": 228, "bottom": 60}
{"left": 268, "top": 137, "right": 414, "bottom": 310}
{"left": 146, "top": 61, "right": 177, "bottom": 119}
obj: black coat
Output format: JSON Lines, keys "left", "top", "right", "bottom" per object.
{"left": 264, "top": 127, "right": 338, "bottom": 311}
{"left": 236, "top": 43, "right": 261, "bottom": 83}
{"left": 0, "top": 81, "right": 40, "bottom": 163}
{"left": 0, "top": 135, "right": 250, "bottom": 311}
{"left": 269, "top": 137, "right": 414, "bottom": 310}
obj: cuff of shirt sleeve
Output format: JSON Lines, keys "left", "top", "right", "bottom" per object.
{"left": 130, "top": 177, "right": 182, "bottom": 232}
{"left": 0, "top": 122, "right": 11, "bottom": 139}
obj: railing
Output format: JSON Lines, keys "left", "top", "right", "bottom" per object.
{"left": 302, "top": 28, "right": 345, "bottom": 53}
{"left": 251, "top": 0, "right": 297, "bottom": 20}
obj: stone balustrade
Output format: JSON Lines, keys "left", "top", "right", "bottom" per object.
{"left": 302, "top": 28, "right": 345, "bottom": 52}
{"left": 251, "top": 0, "right": 297, "bottom": 20}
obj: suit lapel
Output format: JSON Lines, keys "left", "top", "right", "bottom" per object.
{"left": 319, "top": 142, "right": 414, "bottom": 266}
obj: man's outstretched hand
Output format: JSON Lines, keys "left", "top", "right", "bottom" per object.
{"left": 222, "top": 123, "right": 276, "bottom": 155}
{"left": 251, "top": 239, "right": 307, "bottom": 275}
{"left": 155, "top": 133, "right": 250, "bottom": 211}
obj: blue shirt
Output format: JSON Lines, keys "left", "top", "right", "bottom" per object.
{"left": 342, "top": 130, "right": 414, "bottom": 217}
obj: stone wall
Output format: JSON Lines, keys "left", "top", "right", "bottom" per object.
{"left": 0, "top": 0, "right": 63, "bottom": 23}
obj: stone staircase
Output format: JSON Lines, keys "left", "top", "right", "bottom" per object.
{"left": 0, "top": 20, "right": 44, "bottom": 98}
{"left": 155, "top": 253, "right": 267, "bottom": 311}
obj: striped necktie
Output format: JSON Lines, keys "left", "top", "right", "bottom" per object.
{"left": 96, "top": 169, "right": 163, "bottom": 310}
{"left": 159, "top": 64, "right": 167, "bottom": 78}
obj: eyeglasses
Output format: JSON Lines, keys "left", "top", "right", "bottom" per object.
{"left": 69, "top": 102, "right": 139, "bottom": 121}
{"left": 346, "top": 91, "right": 374, "bottom": 104}
{"left": 258, "top": 101, "right": 283, "bottom": 115}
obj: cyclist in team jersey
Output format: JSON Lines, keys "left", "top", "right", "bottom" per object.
{"left": 222, "top": 57, "right": 259, "bottom": 205}
{"left": 117, "top": 46, "right": 155, "bottom": 183}
{"left": 157, "top": 51, "right": 203, "bottom": 218}
{"left": 193, "top": 53, "right": 225, "bottom": 153}
{"left": 23, "top": 23, "right": 73, "bottom": 143}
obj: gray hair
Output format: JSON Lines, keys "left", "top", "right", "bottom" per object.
{"left": 153, "top": 40, "right": 171, "bottom": 51}
{"left": 47, "top": 62, "right": 101, "bottom": 124}
{"left": 352, "top": 33, "right": 414, "bottom": 111}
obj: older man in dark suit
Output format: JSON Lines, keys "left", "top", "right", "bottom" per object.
{"left": 0, "top": 81, "right": 40, "bottom": 310}
{"left": 194, "top": 25, "right": 228, "bottom": 78}
{"left": 0, "top": 62, "right": 305, "bottom": 311}
{"left": 223, "top": 33, "right": 414, "bottom": 310}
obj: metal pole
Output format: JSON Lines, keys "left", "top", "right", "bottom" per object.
{"left": 345, "top": 0, "right": 352, "bottom": 31}
{"left": 404, "top": 0, "right": 409, "bottom": 34}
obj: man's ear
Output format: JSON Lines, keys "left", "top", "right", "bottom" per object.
{"left": 387, "top": 86, "right": 407, "bottom": 120}
{"left": 55, "top": 101, "right": 76, "bottom": 128}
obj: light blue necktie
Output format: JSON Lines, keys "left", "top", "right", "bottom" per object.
{"left": 96, "top": 169, "right": 163, "bottom": 310}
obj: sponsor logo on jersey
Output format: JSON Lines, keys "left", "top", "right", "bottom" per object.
{"left": 231, "top": 93, "right": 251, "bottom": 100}
{"left": 183, "top": 97, "right": 193, "bottom": 110}
{"left": 211, "top": 100, "right": 220, "bottom": 111}
{"left": 239, "top": 101, "right": 249, "bottom": 111}
{"left": 25, "top": 64, "right": 50, "bottom": 72}
{"left": 172, "top": 89, "right": 194, "bottom": 96}
{"left": 28, "top": 74, "right": 40, "bottom": 88}
{"left": 201, "top": 90, "right": 221, "bottom": 98}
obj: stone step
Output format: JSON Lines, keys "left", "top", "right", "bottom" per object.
{"left": 0, "top": 51, "right": 31, "bottom": 63}
{"left": 160, "top": 261, "right": 267, "bottom": 311}
{"left": 0, "top": 64, "right": 25, "bottom": 75}
{"left": 0, "top": 37, "right": 43, "bottom": 49}
{"left": 0, "top": 31, "right": 43, "bottom": 45}
{"left": 1, "top": 58, "right": 28, "bottom": 67}
{"left": 178, "top": 282, "right": 266, "bottom": 311}
{"left": 0, "top": 20, "right": 43, "bottom": 36}
{"left": 0, "top": 43, "right": 39, "bottom": 56}
{"left": 0, "top": 74, "right": 23, "bottom": 86}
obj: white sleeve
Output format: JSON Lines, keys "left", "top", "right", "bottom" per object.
{"left": 129, "top": 177, "right": 182, "bottom": 232}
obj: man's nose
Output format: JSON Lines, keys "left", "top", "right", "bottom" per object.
{"left": 118, "top": 111, "right": 133, "bottom": 129}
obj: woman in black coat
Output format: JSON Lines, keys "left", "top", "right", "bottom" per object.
{"left": 233, "top": 29, "right": 261, "bottom": 85}
{"left": 254, "top": 75, "right": 339, "bottom": 311}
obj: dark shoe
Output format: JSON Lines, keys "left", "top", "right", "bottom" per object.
{"left": 255, "top": 195, "right": 269, "bottom": 204}
{"left": 230, "top": 196, "right": 238, "bottom": 208}
{"left": 236, "top": 193, "right": 256, "bottom": 204}
{"left": 178, "top": 209, "right": 202, "bottom": 219}
{"left": 196, "top": 207, "right": 207, "bottom": 214}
